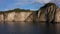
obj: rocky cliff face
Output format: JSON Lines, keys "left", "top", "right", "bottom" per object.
{"left": 14, "top": 12, "right": 35, "bottom": 22}
{"left": 55, "top": 8, "right": 60, "bottom": 22}
{"left": 0, "top": 13, "right": 4, "bottom": 22}
{"left": 0, "top": 11, "right": 37, "bottom": 22}
{"left": 0, "top": 3, "right": 60, "bottom": 22}
{"left": 4, "top": 12, "right": 15, "bottom": 21}
{"left": 38, "top": 3, "right": 58, "bottom": 22}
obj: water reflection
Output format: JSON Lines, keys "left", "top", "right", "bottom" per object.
{"left": 45, "top": 23, "right": 56, "bottom": 34}
{"left": 0, "top": 22, "right": 58, "bottom": 34}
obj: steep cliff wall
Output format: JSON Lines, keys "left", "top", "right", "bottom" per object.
{"left": 0, "top": 11, "right": 37, "bottom": 22}
{"left": 14, "top": 12, "right": 35, "bottom": 21}
{"left": 0, "top": 13, "right": 4, "bottom": 22}
{"left": 4, "top": 12, "right": 15, "bottom": 21}
{"left": 38, "top": 9, "right": 46, "bottom": 21}
{"left": 0, "top": 3, "right": 60, "bottom": 22}
{"left": 55, "top": 8, "right": 60, "bottom": 22}
{"left": 38, "top": 3, "right": 58, "bottom": 22}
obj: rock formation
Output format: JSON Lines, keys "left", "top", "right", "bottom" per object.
{"left": 38, "top": 3, "right": 59, "bottom": 22}
{"left": 0, "top": 3, "right": 60, "bottom": 22}
{"left": 0, "top": 12, "right": 4, "bottom": 22}
{"left": 55, "top": 8, "right": 60, "bottom": 22}
{"left": 0, "top": 9, "right": 37, "bottom": 22}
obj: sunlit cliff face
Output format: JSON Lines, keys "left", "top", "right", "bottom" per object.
{"left": 5, "top": 12, "right": 15, "bottom": 21}
{"left": 55, "top": 8, "right": 60, "bottom": 22}
{"left": 14, "top": 12, "right": 33, "bottom": 21}
{"left": 0, "top": 14, "right": 4, "bottom": 21}
{"left": 0, "top": 3, "right": 60, "bottom": 22}
{"left": 0, "top": 11, "right": 34, "bottom": 22}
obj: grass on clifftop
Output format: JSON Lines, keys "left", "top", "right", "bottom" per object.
{"left": 0, "top": 8, "right": 35, "bottom": 13}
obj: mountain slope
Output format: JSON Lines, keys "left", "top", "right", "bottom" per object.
{"left": 38, "top": 3, "right": 58, "bottom": 22}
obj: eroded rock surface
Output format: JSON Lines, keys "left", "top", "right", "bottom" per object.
{"left": 0, "top": 3, "right": 60, "bottom": 22}
{"left": 0, "top": 11, "right": 37, "bottom": 22}
{"left": 38, "top": 3, "right": 58, "bottom": 22}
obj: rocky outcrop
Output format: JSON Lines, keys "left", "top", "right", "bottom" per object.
{"left": 0, "top": 3, "right": 60, "bottom": 22}
{"left": 0, "top": 13, "right": 4, "bottom": 22}
{"left": 0, "top": 11, "right": 37, "bottom": 22}
{"left": 4, "top": 12, "right": 15, "bottom": 21}
{"left": 55, "top": 8, "right": 60, "bottom": 22}
{"left": 14, "top": 12, "right": 35, "bottom": 22}
{"left": 38, "top": 3, "right": 58, "bottom": 22}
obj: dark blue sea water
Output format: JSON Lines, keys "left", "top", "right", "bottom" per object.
{"left": 0, "top": 22, "right": 60, "bottom": 34}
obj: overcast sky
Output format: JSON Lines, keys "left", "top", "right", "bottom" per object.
{"left": 0, "top": 0, "right": 60, "bottom": 11}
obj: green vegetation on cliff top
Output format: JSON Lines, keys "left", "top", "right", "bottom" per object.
{"left": 0, "top": 3, "right": 58, "bottom": 13}
{"left": 39, "top": 3, "right": 58, "bottom": 10}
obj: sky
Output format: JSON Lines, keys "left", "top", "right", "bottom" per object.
{"left": 0, "top": 0, "right": 60, "bottom": 11}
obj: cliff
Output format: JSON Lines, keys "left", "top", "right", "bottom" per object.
{"left": 55, "top": 8, "right": 60, "bottom": 22}
{"left": 38, "top": 3, "right": 60, "bottom": 22}
{"left": 0, "top": 3, "right": 60, "bottom": 22}
{"left": 0, "top": 9, "right": 37, "bottom": 22}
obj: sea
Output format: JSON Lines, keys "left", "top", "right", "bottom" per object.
{"left": 0, "top": 22, "right": 60, "bottom": 34}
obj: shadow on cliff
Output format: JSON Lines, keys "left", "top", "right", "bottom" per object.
{"left": 39, "top": 3, "right": 58, "bottom": 24}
